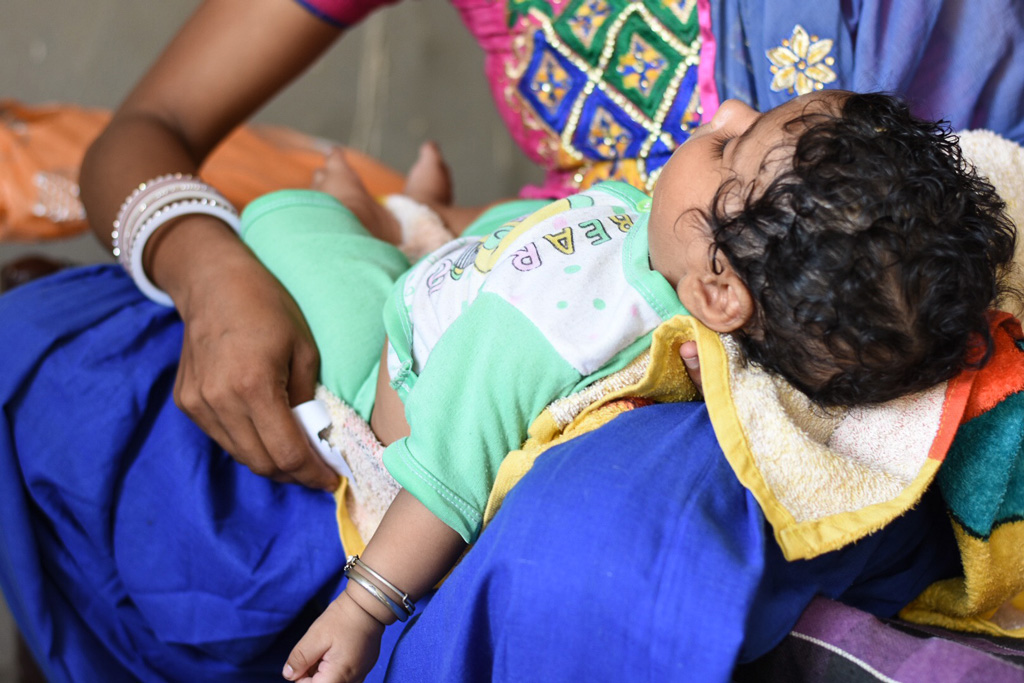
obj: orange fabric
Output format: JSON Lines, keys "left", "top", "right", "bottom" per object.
{"left": 913, "top": 312, "right": 1024, "bottom": 466}
{"left": 961, "top": 312, "right": 1024, "bottom": 422}
{"left": 0, "top": 101, "right": 108, "bottom": 240}
{"left": 0, "top": 100, "right": 404, "bottom": 241}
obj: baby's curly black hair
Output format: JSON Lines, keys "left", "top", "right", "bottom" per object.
{"left": 707, "top": 92, "right": 1017, "bottom": 406}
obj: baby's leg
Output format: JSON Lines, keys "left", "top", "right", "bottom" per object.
{"left": 312, "top": 144, "right": 455, "bottom": 246}
{"left": 240, "top": 189, "right": 409, "bottom": 419}
{"left": 404, "top": 143, "right": 486, "bottom": 236}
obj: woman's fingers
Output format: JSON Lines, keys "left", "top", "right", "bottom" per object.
{"left": 175, "top": 345, "right": 288, "bottom": 481}
{"left": 248, "top": 387, "right": 339, "bottom": 490}
{"left": 179, "top": 346, "right": 337, "bottom": 489}
{"left": 170, "top": 251, "right": 338, "bottom": 490}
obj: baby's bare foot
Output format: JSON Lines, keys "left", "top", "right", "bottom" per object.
{"left": 404, "top": 142, "right": 452, "bottom": 206}
{"left": 312, "top": 148, "right": 366, "bottom": 199}
{"left": 313, "top": 148, "right": 401, "bottom": 244}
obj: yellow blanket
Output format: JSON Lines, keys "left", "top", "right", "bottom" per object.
{"left": 485, "top": 312, "right": 1024, "bottom": 638}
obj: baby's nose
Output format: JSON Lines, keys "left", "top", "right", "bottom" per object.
{"left": 712, "top": 99, "right": 758, "bottom": 129}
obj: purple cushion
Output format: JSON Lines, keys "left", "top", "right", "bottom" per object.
{"left": 736, "top": 597, "right": 1024, "bottom": 682}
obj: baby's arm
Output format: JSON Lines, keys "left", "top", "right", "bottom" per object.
{"left": 283, "top": 489, "right": 467, "bottom": 682}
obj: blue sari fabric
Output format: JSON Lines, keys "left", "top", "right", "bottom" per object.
{"left": 377, "top": 398, "right": 958, "bottom": 682}
{"left": 0, "top": 267, "right": 958, "bottom": 682}
{"left": 0, "top": 267, "right": 345, "bottom": 681}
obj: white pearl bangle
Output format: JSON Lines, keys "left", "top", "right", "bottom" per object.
{"left": 112, "top": 174, "right": 197, "bottom": 260}
{"left": 128, "top": 197, "right": 240, "bottom": 306}
{"left": 111, "top": 175, "right": 239, "bottom": 306}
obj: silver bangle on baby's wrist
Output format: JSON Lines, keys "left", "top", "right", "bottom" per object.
{"left": 112, "top": 174, "right": 240, "bottom": 306}
{"left": 343, "top": 554, "right": 416, "bottom": 622}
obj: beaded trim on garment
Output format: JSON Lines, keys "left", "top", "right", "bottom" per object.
{"left": 502, "top": 0, "right": 704, "bottom": 193}
{"left": 545, "top": 351, "right": 652, "bottom": 429}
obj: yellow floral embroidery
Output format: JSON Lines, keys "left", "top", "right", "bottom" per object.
{"left": 530, "top": 51, "right": 574, "bottom": 114}
{"left": 766, "top": 25, "right": 837, "bottom": 95}
{"left": 587, "top": 107, "right": 634, "bottom": 157}
{"left": 566, "top": 0, "right": 612, "bottom": 49}
{"left": 617, "top": 35, "right": 668, "bottom": 98}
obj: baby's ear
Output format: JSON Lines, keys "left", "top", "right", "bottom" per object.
{"left": 685, "top": 265, "right": 754, "bottom": 333}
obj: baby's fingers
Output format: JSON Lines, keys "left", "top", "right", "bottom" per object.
{"left": 282, "top": 628, "right": 331, "bottom": 681}
{"left": 679, "top": 340, "right": 703, "bottom": 392}
{"left": 285, "top": 593, "right": 384, "bottom": 683}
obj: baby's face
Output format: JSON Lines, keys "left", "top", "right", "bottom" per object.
{"left": 648, "top": 91, "right": 841, "bottom": 324}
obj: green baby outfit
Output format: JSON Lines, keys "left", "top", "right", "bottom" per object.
{"left": 241, "top": 182, "right": 688, "bottom": 542}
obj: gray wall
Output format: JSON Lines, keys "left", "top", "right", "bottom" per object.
{"left": 0, "top": 0, "right": 543, "bottom": 264}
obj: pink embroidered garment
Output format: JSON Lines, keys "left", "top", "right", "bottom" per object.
{"left": 302, "top": 0, "right": 719, "bottom": 197}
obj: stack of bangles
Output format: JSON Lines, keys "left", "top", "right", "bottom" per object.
{"left": 343, "top": 555, "right": 416, "bottom": 622}
{"left": 111, "top": 173, "right": 240, "bottom": 306}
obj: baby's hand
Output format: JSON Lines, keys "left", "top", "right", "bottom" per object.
{"left": 283, "top": 592, "right": 385, "bottom": 683}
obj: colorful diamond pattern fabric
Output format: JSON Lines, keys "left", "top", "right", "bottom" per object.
{"left": 510, "top": 0, "right": 703, "bottom": 191}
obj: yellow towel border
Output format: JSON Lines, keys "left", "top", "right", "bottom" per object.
{"left": 487, "top": 315, "right": 970, "bottom": 563}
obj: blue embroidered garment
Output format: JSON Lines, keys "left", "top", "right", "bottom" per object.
{"left": 713, "top": 0, "right": 1024, "bottom": 141}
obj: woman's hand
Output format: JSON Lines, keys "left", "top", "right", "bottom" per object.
{"left": 154, "top": 215, "right": 339, "bottom": 490}
{"left": 76, "top": 0, "right": 345, "bottom": 489}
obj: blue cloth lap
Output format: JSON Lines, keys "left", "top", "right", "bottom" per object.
{"left": 0, "top": 265, "right": 958, "bottom": 681}
{"left": 0, "top": 266, "right": 344, "bottom": 681}
{"left": 381, "top": 401, "right": 958, "bottom": 681}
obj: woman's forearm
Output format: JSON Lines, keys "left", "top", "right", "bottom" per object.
{"left": 80, "top": 112, "right": 253, "bottom": 304}
{"left": 73, "top": 1, "right": 347, "bottom": 491}
{"left": 80, "top": 112, "right": 204, "bottom": 250}
{"left": 79, "top": 0, "right": 343, "bottom": 280}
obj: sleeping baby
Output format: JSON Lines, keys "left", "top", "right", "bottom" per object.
{"left": 237, "top": 90, "right": 1016, "bottom": 682}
